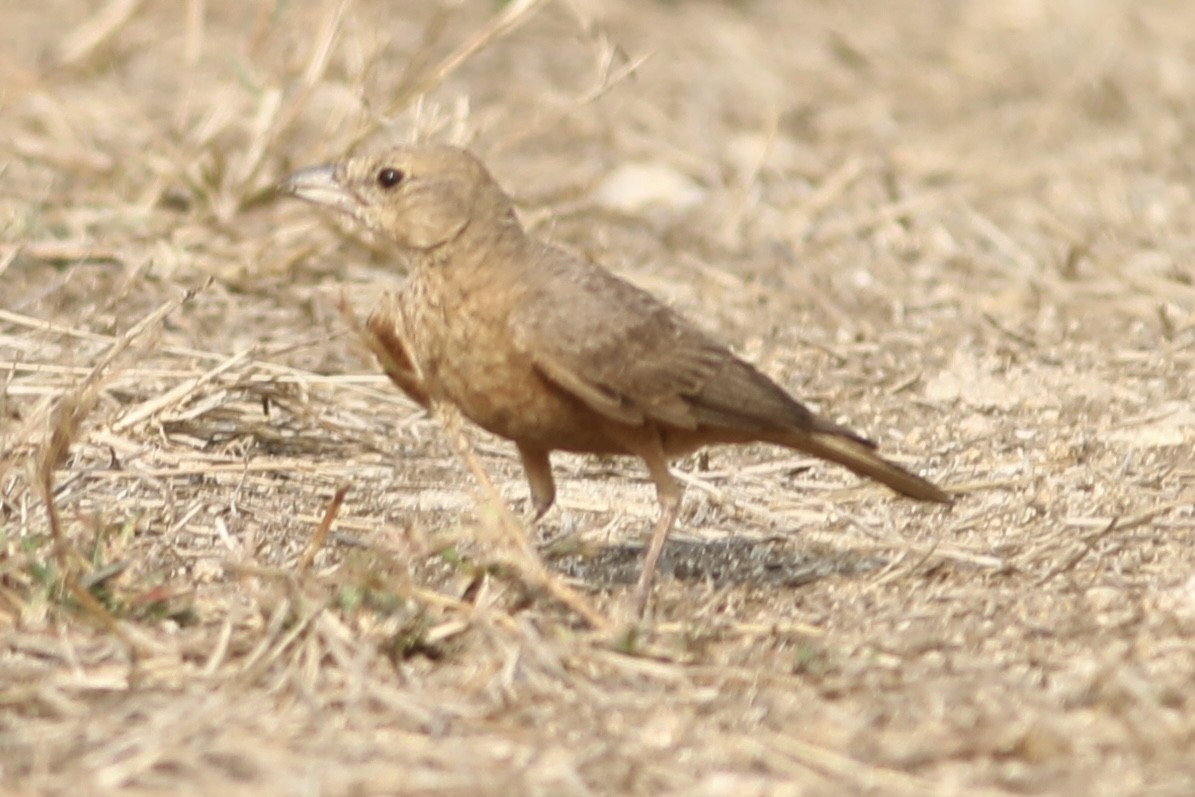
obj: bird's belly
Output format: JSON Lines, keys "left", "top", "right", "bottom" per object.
{"left": 433, "top": 347, "right": 623, "bottom": 453}
{"left": 402, "top": 284, "right": 625, "bottom": 454}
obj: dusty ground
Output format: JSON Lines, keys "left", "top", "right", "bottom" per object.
{"left": 3, "top": 0, "right": 1195, "bottom": 794}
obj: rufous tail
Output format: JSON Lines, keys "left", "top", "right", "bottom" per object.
{"left": 780, "top": 428, "right": 951, "bottom": 503}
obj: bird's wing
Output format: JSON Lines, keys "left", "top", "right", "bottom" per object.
{"left": 509, "top": 247, "right": 816, "bottom": 435}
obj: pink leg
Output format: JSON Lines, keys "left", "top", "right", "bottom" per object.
{"left": 632, "top": 439, "right": 683, "bottom": 617}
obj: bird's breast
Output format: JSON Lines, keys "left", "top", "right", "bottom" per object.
{"left": 395, "top": 268, "right": 626, "bottom": 454}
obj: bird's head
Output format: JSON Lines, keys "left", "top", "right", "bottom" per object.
{"left": 280, "top": 144, "right": 514, "bottom": 252}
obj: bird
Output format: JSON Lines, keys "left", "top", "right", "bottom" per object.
{"left": 279, "top": 144, "right": 951, "bottom": 616}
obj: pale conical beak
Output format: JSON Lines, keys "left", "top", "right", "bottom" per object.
{"left": 278, "top": 164, "right": 361, "bottom": 216}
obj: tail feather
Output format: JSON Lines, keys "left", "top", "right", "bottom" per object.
{"left": 778, "top": 428, "right": 951, "bottom": 504}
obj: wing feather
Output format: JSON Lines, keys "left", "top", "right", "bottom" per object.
{"left": 509, "top": 246, "right": 814, "bottom": 435}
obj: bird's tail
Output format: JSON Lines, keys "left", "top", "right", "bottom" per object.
{"left": 775, "top": 424, "right": 951, "bottom": 504}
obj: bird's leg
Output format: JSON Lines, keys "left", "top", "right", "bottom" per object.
{"left": 517, "top": 444, "right": 556, "bottom": 522}
{"left": 632, "top": 440, "right": 684, "bottom": 617}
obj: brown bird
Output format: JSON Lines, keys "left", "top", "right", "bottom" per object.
{"left": 280, "top": 144, "right": 950, "bottom": 616}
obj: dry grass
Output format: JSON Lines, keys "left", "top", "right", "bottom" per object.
{"left": 3, "top": 0, "right": 1195, "bottom": 794}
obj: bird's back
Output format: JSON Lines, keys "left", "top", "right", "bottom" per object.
{"left": 508, "top": 244, "right": 826, "bottom": 447}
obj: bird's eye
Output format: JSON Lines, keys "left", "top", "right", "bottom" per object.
{"left": 376, "top": 168, "right": 405, "bottom": 189}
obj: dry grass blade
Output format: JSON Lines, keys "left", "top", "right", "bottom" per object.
{"left": 396, "top": 0, "right": 548, "bottom": 103}
{"left": 490, "top": 48, "right": 654, "bottom": 154}
{"left": 1, "top": 241, "right": 124, "bottom": 265}
{"left": 16, "top": 285, "right": 204, "bottom": 493}
{"left": 759, "top": 735, "right": 1017, "bottom": 797}
{"left": 436, "top": 403, "right": 612, "bottom": 632}
{"left": 350, "top": 0, "right": 550, "bottom": 149}
{"left": 27, "top": 286, "right": 201, "bottom": 652}
{"left": 268, "top": 0, "right": 352, "bottom": 156}
{"left": 297, "top": 484, "right": 349, "bottom": 573}
{"left": 1031, "top": 500, "right": 1191, "bottom": 586}
{"left": 112, "top": 345, "right": 251, "bottom": 431}
{"left": 55, "top": 0, "right": 144, "bottom": 67}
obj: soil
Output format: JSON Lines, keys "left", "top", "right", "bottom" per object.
{"left": 2, "top": 1, "right": 1194, "bottom": 794}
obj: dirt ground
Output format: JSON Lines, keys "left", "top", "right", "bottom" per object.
{"left": 3, "top": 0, "right": 1194, "bottom": 794}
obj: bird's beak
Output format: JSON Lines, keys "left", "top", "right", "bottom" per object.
{"left": 278, "top": 165, "right": 361, "bottom": 216}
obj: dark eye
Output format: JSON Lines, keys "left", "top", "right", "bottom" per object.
{"left": 376, "top": 167, "right": 405, "bottom": 189}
